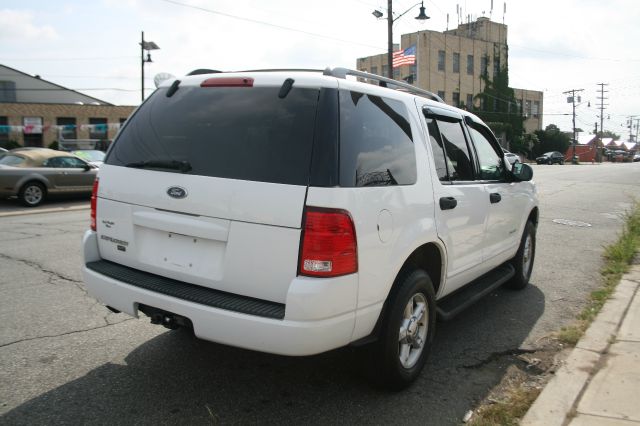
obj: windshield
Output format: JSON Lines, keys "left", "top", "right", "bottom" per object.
{"left": 105, "top": 85, "right": 320, "bottom": 185}
{"left": 73, "top": 150, "right": 105, "bottom": 162}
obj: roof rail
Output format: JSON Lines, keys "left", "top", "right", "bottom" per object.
{"left": 235, "top": 68, "right": 325, "bottom": 73}
{"left": 324, "top": 67, "right": 443, "bottom": 103}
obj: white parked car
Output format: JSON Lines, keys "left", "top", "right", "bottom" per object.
{"left": 82, "top": 68, "right": 538, "bottom": 389}
{"left": 503, "top": 149, "right": 520, "bottom": 165}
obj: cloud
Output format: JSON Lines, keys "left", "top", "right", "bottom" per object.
{"left": 0, "top": 9, "right": 58, "bottom": 41}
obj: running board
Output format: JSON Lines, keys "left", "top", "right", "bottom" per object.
{"left": 436, "top": 264, "right": 515, "bottom": 321}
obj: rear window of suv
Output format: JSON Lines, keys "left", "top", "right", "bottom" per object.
{"left": 105, "top": 85, "right": 320, "bottom": 186}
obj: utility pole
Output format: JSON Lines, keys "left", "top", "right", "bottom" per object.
{"left": 596, "top": 83, "right": 608, "bottom": 138}
{"left": 626, "top": 116, "right": 638, "bottom": 142}
{"left": 387, "top": 0, "right": 393, "bottom": 79}
{"left": 564, "top": 88, "right": 584, "bottom": 162}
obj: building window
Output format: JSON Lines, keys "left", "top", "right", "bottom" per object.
{"left": 525, "top": 100, "right": 532, "bottom": 118}
{"left": 466, "top": 94, "right": 473, "bottom": 110}
{"left": 452, "top": 92, "right": 460, "bottom": 107}
{"left": 533, "top": 101, "right": 540, "bottom": 118}
{"left": 0, "top": 81, "right": 17, "bottom": 103}
{"left": 409, "top": 64, "right": 416, "bottom": 79}
{"left": 481, "top": 56, "right": 489, "bottom": 77}
{"left": 382, "top": 65, "right": 389, "bottom": 77}
{"left": 438, "top": 50, "right": 445, "bottom": 71}
{"left": 393, "top": 68, "right": 400, "bottom": 79}
{"left": 493, "top": 57, "right": 501, "bottom": 76}
{"left": 453, "top": 53, "right": 460, "bottom": 73}
{"left": 371, "top": 66, "right": 378, "bottom": 75}
{"left": 89, "top": 118, "right": 108, "bottom": 139}
{"left": 57, "top": 117, "right": 77, "bottom": 140}
{"left": 438, "top": 91, "right": 445, "bottom": 101}
{"left": 467, "top": 55, "right": 474, "bottom": 75}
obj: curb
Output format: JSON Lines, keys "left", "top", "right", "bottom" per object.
{"left": 521, "top": 266, "right": 640, "bottom": 426}
{"left": 0, "top": 204, "right": 90, "bottom": 218}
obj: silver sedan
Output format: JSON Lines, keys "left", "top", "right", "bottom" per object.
{"left": 0, "top": 148, "right": 98, "bottom": 207}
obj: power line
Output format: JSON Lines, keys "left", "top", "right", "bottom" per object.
{"left": 0, "top": 56, "right": 137, "bottom": 62}
{"left": 158, "top": 0, "right": 384, "bottom": 50}
{"left": 509, "top": 44, "right": 640, "bottom": 63}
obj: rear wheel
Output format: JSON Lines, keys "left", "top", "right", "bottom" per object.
{"left": 506, "top": 221, "right": 536, "bottom": 290}
{"left": 366, "top": 269, "right": 436, "bottom": 390}
{"left": 19, "top": 181, "right": 46, "bottom": 207}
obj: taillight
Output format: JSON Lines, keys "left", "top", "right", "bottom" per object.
{"left": 299, "top": 207, "right": 358, "bottom": 278}
{"left": 90, "top": 178, "right": 99, "bottom": 231}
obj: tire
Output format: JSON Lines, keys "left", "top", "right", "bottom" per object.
{"left": 506, "top": 221, "right": 536, "bottom": 290}
{"left": 559, "top": 160, "right": 564, "bottom": 165}
{"left": 366, "top": 269, "right": 436, "bottom": 390}
{"left": 19, "top": 181, "right": 46, "bottom": 207}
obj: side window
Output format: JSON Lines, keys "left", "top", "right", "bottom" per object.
{"left": 436, "top": 120, "right": 474, "bottom": 181}
{"left": 426, "top": 117, "right": 474, "bottom": 182}
{"left": 467, "top": 125, "right": 505, "bottom": 181}
{"left": 426, "top": 118, "right": 449, "bottom": 181}
{"left": 61, "top": 157, "right": 88, "bottom": 168}
{"left": 339, "top": 90, "right": 417, "bottom": 187}
{"left": 43, "top": 157, "right": 63, "bottom": 168}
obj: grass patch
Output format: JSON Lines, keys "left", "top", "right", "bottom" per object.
{"left": 470, "top": 201, "right": 640, "bottom": 426}
{"left": 470, "top": 387, "right": 541, "bottom": 426}
{"left": 557, "top": 201, "right": 640, "bottom": 345}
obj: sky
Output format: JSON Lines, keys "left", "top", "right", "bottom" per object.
{"left": 1, "top": 0, "right": 639, "bottom": 139}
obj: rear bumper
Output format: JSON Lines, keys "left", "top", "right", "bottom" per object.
{"left": 82, "top": 231, "right": 361, "bottom": 356}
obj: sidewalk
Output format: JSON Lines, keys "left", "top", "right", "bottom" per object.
{"left": 523, "top": 263, "right": 640, "bottom": 425}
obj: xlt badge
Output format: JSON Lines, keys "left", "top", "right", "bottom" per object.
{"left": 167, "top": 186, "right": 187, "bottom": 199}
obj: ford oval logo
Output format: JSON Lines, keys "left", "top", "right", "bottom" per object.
{"left": 167, "top": 186, "right": 187, "bottom": 199}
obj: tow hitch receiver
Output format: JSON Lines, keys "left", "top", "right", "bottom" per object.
{"left": 138, "top": 304, "right": 193, "bottom": 330}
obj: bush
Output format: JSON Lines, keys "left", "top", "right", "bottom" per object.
{"left": 48, "top": 140, "right": 59, "bottom": 150}
{"left": 0, "top": 140, "right": 20, "bottom": 150}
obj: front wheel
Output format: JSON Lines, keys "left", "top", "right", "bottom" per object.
{"left": 367, "top": 269, "right": 436, "bottom": 390}
{"left": 506, "top": 221, "right": 536, "bottom": 290}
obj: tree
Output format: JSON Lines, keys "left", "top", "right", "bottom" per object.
{"left": 532, "top": 124, "right": 571, "bottom": 157}
{"left": 597, "top": 130, "right": 620, "bottom": 140}
{"left": 472, "top": 65, "right": 525, "bottom": 150}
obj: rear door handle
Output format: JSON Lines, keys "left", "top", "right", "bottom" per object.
{"left": 490, "top": 192, "right": 501, "bottom": 203}
{"left": 439, "top": 196, "right": 457, "bottom": 210}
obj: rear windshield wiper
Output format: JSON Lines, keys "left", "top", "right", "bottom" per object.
{"left": 125, "top": 159, "right": 192, "bottom": 173}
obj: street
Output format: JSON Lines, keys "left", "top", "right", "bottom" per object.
{"left": 1, "top": 163, "right": 639, "bottom": 425}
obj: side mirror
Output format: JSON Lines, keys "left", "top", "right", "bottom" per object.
{"left": 83, "top": 164, "right": 91, "bottom": 171}
{"left": 511, "top": 162, "right": 533, "bottom": 181}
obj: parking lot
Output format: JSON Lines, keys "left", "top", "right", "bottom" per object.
{"left": 1, "top": 163, "right": 639, "bottom": 425}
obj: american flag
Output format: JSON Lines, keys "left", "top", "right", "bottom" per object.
{"left": 392, "top": 45, "right": 416, "bottom": 68}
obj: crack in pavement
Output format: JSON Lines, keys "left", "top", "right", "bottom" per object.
{"left": 0, "top": 318, "right": 136, "bottom": 349}
{"left": 461, "top": 348, "right": 537, "bottom": 369}
{"left": 0, "top": 253, "right": 86, "bottom": 294}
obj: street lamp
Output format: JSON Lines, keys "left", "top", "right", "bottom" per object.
{"left": 140, "top": 31, "right": 160, "bottom": 102}
{"left": 372, "top": 1, "right": 429, "bottom": 80}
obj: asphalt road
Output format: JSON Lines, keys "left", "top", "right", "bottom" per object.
{"left": 1, "top": 163, "right": 639, "bottom": 425}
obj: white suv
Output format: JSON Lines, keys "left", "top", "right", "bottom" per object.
{"left": 82, "top": 68, "right": 538, "bottom": 389}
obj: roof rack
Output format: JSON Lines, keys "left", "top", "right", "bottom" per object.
{"left": 324, "top": 67, "right": 443, "bottom": 103}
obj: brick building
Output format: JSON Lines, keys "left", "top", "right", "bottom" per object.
{"left": 0, "top": 64, "right": 135, "bottom": 149}
{"left": 357, "top": 17, "right": 543, "bottom": 140}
